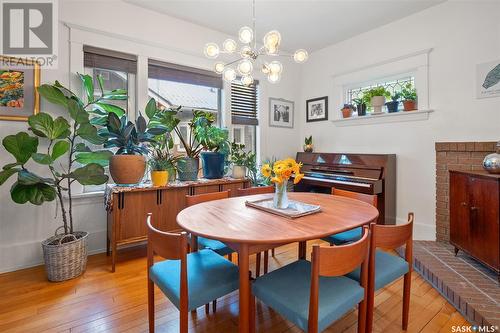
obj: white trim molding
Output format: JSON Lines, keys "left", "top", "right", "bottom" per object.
{"left": 332, "top": 109, "right": 434, "bottom": 126}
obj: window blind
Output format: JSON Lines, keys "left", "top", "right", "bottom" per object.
{"left": 231, "top": 81, "right": 258, "bottom": 126}
{"left": 83, "top": 46, "right": 137, "bottom": 74}
{"left": 148, "top": 59, "right": 222, "bottom": 89}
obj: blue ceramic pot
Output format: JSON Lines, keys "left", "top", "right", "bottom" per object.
{"left": 201, "top": 152, "right": 225, "bottom": 179}
{"left": 386, "top": 101, "right": 400, "bottom": 113}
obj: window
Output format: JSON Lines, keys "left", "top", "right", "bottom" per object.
{"left": 345, "top": 75, "right": 415, "bottom": 112}
{"left": 82, "top": 46, "right": 137, "bottom": 192}
{"left": 230, "top": 81, "right": 259, "bottom": 154}
{"left": 83, "top": 46, "right": 137, "bottom": 116}
{"left": 148, "top": 60, "right": 223, "bottom": 152}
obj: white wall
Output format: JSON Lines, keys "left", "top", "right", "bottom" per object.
{"left": 0, "top": 0, "right": 300, "bottom": 273}
{"left": 298, "top": 1, "right": 500, "bottom": 239}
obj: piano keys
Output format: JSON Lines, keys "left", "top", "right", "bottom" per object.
{"left": 294, "top": 152, "right": 396, "bottom": 225}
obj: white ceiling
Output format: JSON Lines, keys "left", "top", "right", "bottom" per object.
{"left": 124, "top": 0, "right": 444, "bottom": 52}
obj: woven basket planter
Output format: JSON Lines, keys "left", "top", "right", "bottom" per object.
{"left": 41, "top": 230, "right": 88, "bottom": 282}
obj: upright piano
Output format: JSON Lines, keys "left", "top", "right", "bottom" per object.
{"left": 294, "top": 152, "right": 396, "bottom": 225}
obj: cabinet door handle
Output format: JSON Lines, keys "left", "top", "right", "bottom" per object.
{"left": 470, "top": 206, "right": 478, "bottom": 211}
{"left": 461, "top": 202, "right": 467, "bottom": 207}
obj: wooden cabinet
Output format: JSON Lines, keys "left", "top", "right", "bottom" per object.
{"left": 106, "top": 178, "right": 249, "bottom": 271}
{"left": 449, "top": 170, "right": 500, "bottom": 275}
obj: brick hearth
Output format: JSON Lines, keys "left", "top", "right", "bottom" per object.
{"left": 435, "top": 142, "right": 496, "bottom": 242}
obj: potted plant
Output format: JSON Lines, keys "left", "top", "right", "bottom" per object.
{"left": 303, "top": 136, "right": 313, "bottom": 152}
{"left": 195, "top": 114, "right": 230, "bottom": 179}
{"left": 341, "top": 104, "right": 355, "bottom": 118}
{"left": 364, "top": 87, "right": 390, "bottom": 114}
{"left": 98, "top": 111, "right": 164, "bottom": 185}
{"left": 230, "top": 142, "right": 255, "bottom": 179}
{"left": 148, "top": 145, "right": 179, "bottom": 186}
{"left": 401, "top": 83, "right": 417, "bottom": 111}
{"left": 385, "top": 92, "right": 401, "bottom": 113}
{"left": 353, "top": 97, "right": 367, "bottom": 116}
{"left": 0, "top": 78, "right": 112, "bottom": 281}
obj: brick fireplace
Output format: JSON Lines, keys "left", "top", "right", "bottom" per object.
{"left": 435, "top": 141, "right": 496, "bottom": 242}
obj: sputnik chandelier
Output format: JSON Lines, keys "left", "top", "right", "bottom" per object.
{"left": 203, "top": 0, "right": 308, "bottom": 86}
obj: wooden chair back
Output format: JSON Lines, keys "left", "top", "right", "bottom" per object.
{"left": 371, "top": 212, "right": 414, "bottom": 250}
{"left": 146, "top": 213, "right": 188, "bottom": 265}
{"left": 309, "top": 228, "right": 370, "bottom": 332}
{"left": 186, "top": 190, "right": 230, "bottom": 207}
{"left": 236, "top": 186, "right": 274, "bottom": 196}
{"left": 332, "top": 188, "right": 378, "bottom": 207}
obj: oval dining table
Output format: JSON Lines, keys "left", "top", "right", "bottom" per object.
{"left": 177, "top": 192, "right": 379, "bottom": 333}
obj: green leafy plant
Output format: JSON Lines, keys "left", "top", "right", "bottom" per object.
{"left": 195, "top": 125, "right": 229, "bottom": 153}
{"left": 0, "top": 75, "right": 118, "bottom": 235}
{"left": 230, "top": 142, "right": 255, "bottom": 166}
{"left": 401, "top": 83, "right": 417, "bottom": 101}
{"left": 352, "top": 97, "right": 365, "bottom": 106}
{"left": 364, "top": 87, "right": 391, "bottom": 100}
{"left": 304, "top": 136, "right": 313, "bottom": 145}
{"left": 391, "top": 91, "right": 402, "bottom": 102}
{"left": 148, "top": 133, "right": 181, "bottom": 172}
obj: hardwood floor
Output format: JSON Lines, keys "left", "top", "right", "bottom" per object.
{"left": 0, "top": 241, "right": 468, "bottom": 333}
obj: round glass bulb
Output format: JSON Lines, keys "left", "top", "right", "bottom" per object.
{"left": 214, "top": 62, "right": 225, "bottom": 74}
{"left": 238, "top": 26, "right": 253, "bottom": 44}
{"left": 223, "top": 39, "right": 237, "bottom": 53}
{"left": 268, "top": 61, "right": 283, "bottom": 74}
{"left": 240, "top": 45, "right": 252, "bottom": 59}
{"left": 204, "top": 42, "right": 219, "bottom": 59}
{"left": 223, "top": 68, "right": 236, "bottom": 82}
{"left": 237, "top": 60, "right": 253, "bottom": 75}
{"left": 268, "top": 72, "right": 281, "bottom": 84}
{"left": 241, "top": 75, "right": 254, "bottom": 86}
{"left": 293, "top": 49, "right": 308, "bottom": 63}
{"left": 263, "top": 30, "right": 281, "bottom": 54}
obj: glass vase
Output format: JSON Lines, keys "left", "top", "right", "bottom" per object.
{"left": 273, "top": 179, "right": 289, "bottom": 209}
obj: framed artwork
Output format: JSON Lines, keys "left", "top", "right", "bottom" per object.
{"left": 269, "top": 97, "right": 294, "bottom": 128}
{"left": 476, "top": 60, "right": 500, "bottom": 99}
{"left": 306, "top": 96, "right": 328, "bottom": 122}
{"left": 0, "top": 56, "right": 40, "bottom": 121}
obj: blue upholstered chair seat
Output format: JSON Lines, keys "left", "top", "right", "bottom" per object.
{"left": 198, "top": 237, "right": 234, "bottom": 256}
{"left": 322, "top": 227, "right": 362, "bottom": 245}
{"left": 252, "top": 260, "right": 364, "bottom": 332}
{"left": 149, "top": 249, "right": 239, "bottom": 311}
{"left": 346, "top": 250, "right": 409, "bottom": 290}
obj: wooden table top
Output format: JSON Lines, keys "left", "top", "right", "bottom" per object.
{"left": 177, "top": 192, "right": 379, "bottom": 244}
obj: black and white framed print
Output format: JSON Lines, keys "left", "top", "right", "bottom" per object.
{"left": 306, "top": 96, "right": 328, "bottom": 122}
{"left": 269, "top": 97, "right": 294, "bottom": 128}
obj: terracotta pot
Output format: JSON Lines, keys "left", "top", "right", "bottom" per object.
{"left": 151, "top": 170, "right": 169, "bottom": 187}
{"left": 403, "top": 100, "right": 417, "bottom": 111}
{"left": 109, "top": 155, "right": 146, "bottom": 185}
{"left": 303, "top": 144, "right": 314, "bottom": 152}
{"left": 232, "top": 165, "right": 247, "bottom": 179}
{"left": 341, "top": 107, "right": 353, "bottom": 118}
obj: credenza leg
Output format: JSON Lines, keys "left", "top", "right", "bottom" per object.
{"left": 111, "top": 243, "right": 116, "bottom": 273}
{"left": 454, "top": 247, "right": 459, "bottom": 256}
{"left": 106, "top": 237, "right": 110, "bottom": 256}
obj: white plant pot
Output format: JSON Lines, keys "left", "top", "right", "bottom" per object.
{"left": 232, "top": 165, "right": 247, "bottom": 179}
{"left": 371, "top": 96, "right": 386, "bottom": 114}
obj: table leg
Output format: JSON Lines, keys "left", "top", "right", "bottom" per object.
{"left": 190, "top": 235, "right": 198, "bottom": 252}
{"left": 238, "top": 244, "right": 251, "bottom": 333}
{"left": 298, "top": 241, "right": 307, "bottom": 260}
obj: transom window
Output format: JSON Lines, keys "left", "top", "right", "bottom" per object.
{"left": 346, "top": 76, "right": 415, "bottom": 105}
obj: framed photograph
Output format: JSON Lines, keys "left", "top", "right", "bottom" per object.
{"left": 269, "top": 98, "right": 294, "bottom": 128}
{"left": 306, "top": 96, "right": 328, "bottom": 122}
{"left": 0, "top": 56, "right": 40, "bottom": 121}
{"left": 476, "top": 60, "right": 500, "bottom": 99}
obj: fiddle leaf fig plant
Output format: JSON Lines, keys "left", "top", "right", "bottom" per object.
{"left": 0, "top": 74, "right": 123, "bottom": 236}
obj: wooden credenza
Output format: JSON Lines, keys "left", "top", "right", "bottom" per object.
{"left": 106, "top": 178, "right": 250, "bottom": 272}
{"left": 449, "top": 170, "right": 499, "bottom": 275}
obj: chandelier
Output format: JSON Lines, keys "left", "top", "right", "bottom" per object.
{"left": 203, "top": 0, "right": 308, "bottom": 86}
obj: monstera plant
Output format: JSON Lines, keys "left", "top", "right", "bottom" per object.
{"left": 0, "top": 74, "right": 120, "bottom": 281}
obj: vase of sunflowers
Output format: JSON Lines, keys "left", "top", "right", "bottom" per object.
{"left": 261, "top": 158, "right": 304, "bottom": 209}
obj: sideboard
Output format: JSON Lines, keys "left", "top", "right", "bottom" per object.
{"left": 449, "top": 170, "right": 499, "bottom": 276}
{"left": 106, "top": 178, "right": 250, "bottom": 272}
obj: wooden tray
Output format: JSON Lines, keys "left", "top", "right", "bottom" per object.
{"left": 245, "top": 198, "right": 321, "bottom": 219}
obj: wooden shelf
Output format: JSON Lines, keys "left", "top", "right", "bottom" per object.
{"left": 331, "top": 109, "right": 434, "bottom": 126}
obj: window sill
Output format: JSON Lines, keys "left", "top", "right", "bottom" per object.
{"left": 331, "top": 109, "right": 434, "bottom": 126}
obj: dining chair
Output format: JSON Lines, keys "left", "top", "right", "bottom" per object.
{"left": 252, "top": 229, "right": 370, "bottom": 333}
{"left": 345, "top": 212, "right": 414, "bottom": 332}
{"left": 322, "top": 188, "right": 378, "bottom": 245}
{"left": 237, "top": 185, "right": 275, "bottom": 276}
{"left": 146, "top": 213, "right": 239, "bottom": 333}
{"left": 186, "top": 190, "right": 235, "bottom": 259}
